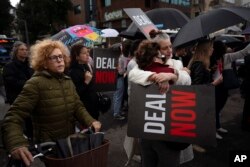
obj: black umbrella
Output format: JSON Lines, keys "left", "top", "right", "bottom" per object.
{"left": 119, "top": 8, "right": 190, "bottom": 39}
{"left": 215, "top": 35, "right": 243, "bottom": 48}
{"left": 215, "top": 35, "right": 241, "bottom": 43}
{"left": 173, "top": 6, "right": 250, "bottom": 48}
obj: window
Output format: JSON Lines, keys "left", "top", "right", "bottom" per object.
{"left": 102, "top": 0, "right": 111, "bottom": 7}
{"left": 171, "top": 0, "right": 190, "bottom": 6}
{"left": 74, "top": 5, "right": 81, "bottom": 14}
{"left": 159, "top": 0, "right": 190, "bottom": 6}
{"left": 159, "top": 0, "right": 169, "bottom": 2}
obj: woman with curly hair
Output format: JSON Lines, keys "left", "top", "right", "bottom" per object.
{"left": 2, "top": 39, "right": 101, "bottom": 166}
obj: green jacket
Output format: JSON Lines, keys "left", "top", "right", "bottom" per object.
{"left": 2, "top": 71, "right": 95, "bottom": 152}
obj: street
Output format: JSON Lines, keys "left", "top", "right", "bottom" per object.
{"left": 1, "top": 89, "right": 250, "bottom": 167}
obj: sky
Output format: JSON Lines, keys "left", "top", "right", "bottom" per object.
{"left": 10, "top": 0, "right": 20, "bottom": 7}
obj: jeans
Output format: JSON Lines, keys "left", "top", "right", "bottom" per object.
{"left": 113, "top": 77, "right": 124, "bottom": 116}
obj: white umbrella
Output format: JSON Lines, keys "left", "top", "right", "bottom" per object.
{"left": 101, "top": 28, "right": 119, "bottom": 37}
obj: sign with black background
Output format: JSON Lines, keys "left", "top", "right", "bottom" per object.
{"left": 128, "top": 83, "right": 216, "bottom": 146}
{"left": 93, "top": 48, "right": 119, "bottom": 92}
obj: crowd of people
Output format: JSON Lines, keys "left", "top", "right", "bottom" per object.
{"left": 0, "top": 25, "right": 249, "bottom": 167}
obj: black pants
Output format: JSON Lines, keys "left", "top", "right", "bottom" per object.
{"left": 140, "top": 139, "right": 180, "bottom": 167}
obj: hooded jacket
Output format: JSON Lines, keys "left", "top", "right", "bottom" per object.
{"left": 2, "top": 70, "right": 95, "bottom": 152}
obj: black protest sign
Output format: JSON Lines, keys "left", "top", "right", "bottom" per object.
{"left": 123, "top": 8, "right": 158, "bottom": 40}
{"left": 93, "top": 48, "right": 119, "bottom": 92}
{"left": 128, "top": 83, "right": 216, "bottom": 146}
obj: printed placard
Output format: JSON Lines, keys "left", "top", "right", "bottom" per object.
{"left": 93, "top": 48, "right": 119, "bottom": 92}
{"left": 123, "top": 8, "right": 158, "bottom": 40}
{"left": 128, "top": 83, "right": 216, "bottom": 146}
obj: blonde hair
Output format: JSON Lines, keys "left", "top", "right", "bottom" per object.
{"left": 30, "top": 39, "right": 70, "bottom": 71}
{"left": 188, "top": 39, "right": 213, "bottom": 70}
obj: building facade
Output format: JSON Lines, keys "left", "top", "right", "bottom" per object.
{"left": 67, "top": 0, "right": 240, "bottom": 30}
{"left": 96, "top": 0, "right": 192, "bottom": 31}
{"left": 68, "top": 0, "right": 193, "bottom": 30}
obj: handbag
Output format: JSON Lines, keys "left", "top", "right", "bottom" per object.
{"left": 97, "top": 92, "right": 111, "bottom": 114}
{"left": 222, "top": 69, "right": 240, "bottom": 90}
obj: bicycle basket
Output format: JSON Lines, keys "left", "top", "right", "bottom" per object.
{"left": 44, "top": 139, "right": 109, "bottom": 167}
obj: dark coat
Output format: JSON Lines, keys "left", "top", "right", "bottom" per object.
{"left": 2, "top": 58, "right": 33, "bottom": 104}
{"left": 69, "top": 63, "right": 99, "bottom": 119}
{"left": 2, "top": 71, "right": 95, "bottom": 152}
{"left": 189, "top": 61, "right": 211, "bottom": 85}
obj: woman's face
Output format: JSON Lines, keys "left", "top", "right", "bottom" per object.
{"left": 45, "top": 48, "right": 65, "bottom": 74}
{"left": 158, "top": 39, "right": 173, "bottom": 61}
{"left": 16, "top": 44, "right": 28, "bottom": 61}
{"left": 77, "top": 47, "right": 89, "bottom": 64}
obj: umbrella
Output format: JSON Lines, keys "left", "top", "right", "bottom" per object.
{"left": 242, "top": 26, "right": 250, "bottom": 35}
{"left": 173, "top": 6, "right": 250, "bottom": 48}
{"left": 215, "top": 35, "right": 242, "bottom": 48}
{"left": 119, "top": 8, "right": 190, "bottom": 39}
{"left": 215, "top": 35, "right": 241, "bottom": 43}
{"left": 51, "top": 25, "right": 101, "bottom": 47}
{"left": 101, "top": 28, "right": 119, "bottom": 37}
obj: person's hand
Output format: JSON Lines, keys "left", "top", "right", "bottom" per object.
{"left": 84, "top": 71, "right": 93, "bottom": 84}
{"left": 158, "top": 81, "right": 170, "bottom": 94}
{"left": 154, "top": 73, "right": 177, "bottom": 83}
{"left": 11, "top": 147, "right": 33, "bottom": 166}
{"left": 91, "top": 121, "right": 102, "bottom": 132}
{"left": 212, "top": 74, "right": 223, "bottom": 86}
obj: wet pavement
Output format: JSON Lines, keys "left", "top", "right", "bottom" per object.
{"left": 1, "top": 89, "right": 250, "bottom": 167}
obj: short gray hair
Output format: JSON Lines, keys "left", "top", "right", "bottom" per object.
{"left": 150, "top": 30, "right": 170, "bottom": 43}
{"left": 11, "top": 41, "right": 26, "bottom": 59}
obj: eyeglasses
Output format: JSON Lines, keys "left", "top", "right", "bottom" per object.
{"left": 48, "top": 54, "right": 64, "bottom": 62}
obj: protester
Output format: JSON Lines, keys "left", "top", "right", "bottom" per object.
{"left": 2, "top": 41, "right": 33, "bottom": 104}
{"left": 133, "top": 40, "right": 181, "bottom": 167}
{"left": 123, "top": 39, "right": 143, "bottom": 165}
{"left": 113, "top": 40, "right": 131, "bottom": 120}
{"left": 172, "top": 46, "right": 192, "bottom": 67}
{"left": 223, "top": 43, "right": 250, "bottom": 131}
{"left": 187, "top": 39, "right": 223, "bottom": 152}
{"left": 2, "top": 41, "right": 34, "bottom": 138}
{"left": 69, "top": 44, "right": 99, "bottom": 120}
{"left": 210, "top": 41, "right": 229, "bottom": 139}
{"left": 1, "top": 39, "right": 101, "bottom": 166}
{"left": 128, "top": 30, "right": 193, "bottom": 166}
